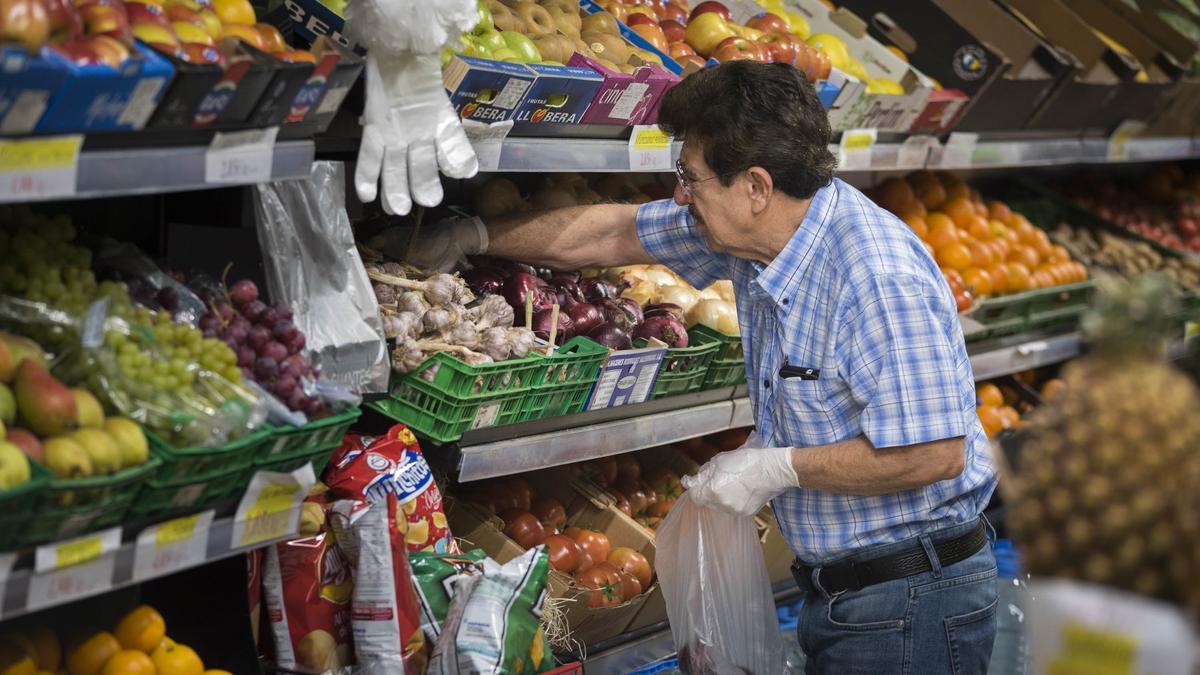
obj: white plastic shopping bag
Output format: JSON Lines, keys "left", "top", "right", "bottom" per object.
{"left": 656, "top": 492, "right": 785, "bottom": 674}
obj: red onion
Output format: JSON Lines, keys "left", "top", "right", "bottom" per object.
{"left": 618, "top": 297, "right": 644, "bottom": 324}
{"left": 550, "top": 270, "right": 581, "bottom": 285}
{"left": 533, "top": 308, "right": 574, "bottom": 344}
{"left": 463, "top": 267, "right": 505, "bottom": 295}
{"left": 588, "top": 323, "right": 633, "bottom": 350}
{"left": 634, "top": 315, "right": 689, "bottom": 348}
{"left": 645, "top": 302, "right": 686, "bottom": 323}
{"left": 596, "top": 298, "right": 637, "bottom": 332}
{"left": 504, "top": 271, "right": 552, "bottom": 315}
{"left": 513, "top": 262, "right": 538, "bottom": 277}
{"left": 567, "top": 302, "right": 604, "bottom": 335}
{"left": 579, "top": 278, "right": 619, "bottom": 301}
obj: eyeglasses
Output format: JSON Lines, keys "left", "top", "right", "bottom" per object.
{"left": 675, "top": 159, "right": 728, "bottom": 199}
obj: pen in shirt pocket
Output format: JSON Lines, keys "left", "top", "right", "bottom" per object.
{"left": 779, "top": 358, "right": 820, "bottom": 380}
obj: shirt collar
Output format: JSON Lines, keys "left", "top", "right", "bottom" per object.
{"left": 751, "top": 179, "right": 839, "bottom": 309}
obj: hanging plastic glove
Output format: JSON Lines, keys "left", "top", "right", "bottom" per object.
{"left": 681, "top": 438, "right": 798, "bottom": 517}
{"left": 346, "top": 0, "right": 480, "bottom": 215}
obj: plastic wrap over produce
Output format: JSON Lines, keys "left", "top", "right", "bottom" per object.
{"left": 254, "top": 161, "right": 390, "bottom": 394}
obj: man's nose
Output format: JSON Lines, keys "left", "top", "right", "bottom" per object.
{"left": 673, "top": 183, "right": 689, "bottom": 206}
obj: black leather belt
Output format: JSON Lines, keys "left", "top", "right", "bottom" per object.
{"left": 792, "top": 522, "right": 987, "bottom": 595}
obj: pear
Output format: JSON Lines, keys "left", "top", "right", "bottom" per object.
{"left": 71, "top": 429, "right": 121, "bottom": 475}
{"left": 0, "top": 332, "right": 46, "bottom": 381}
{"left": 103, "top": 417, "right": 147, "bottom": 468}
{"left": 43, "top": 437, "right": 92, "bottom": 479}
{"left": 0, "top": 442, "right": 29, "bottom": 488}
{"left": 71, "top": 389, "right": 104, "bottom": 429}
{"left": 5, "top": 428, "right": 41, "bottom": 462}
{"left": 15, "top": 361, "right": 77, "bottom": 437}
{"left": 0, "top": 383, "right": 14, "bottom": 425}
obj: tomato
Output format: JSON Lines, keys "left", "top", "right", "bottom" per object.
{"left": 645, "top": 500, "right": 674, "bottom": 518}
{"left": 563, "top": 526, "right": 583, "bottom": 540}
{"left": 573, "top": 566, "right": 622, "bottom": 608}
{"left": 636, "top": 516, "right": 662, "bottom": 531}
{"left": 625, "top": 488, "right": 650, "bottom": 515}
{"left": 615, "top": 455, "right": 641, "bottom": 482}
{"left": 643, "top": 468, "right": 683, "bottom": 501}
{"left": 531, "top": 497, "right": 566, "bottom": 531}
{"left": 505, "top": 477, "right": 533, "bottom": 511}
{"left": 587, "top": 457, "right": 618, "bottom": 486}
{"left": 616, "top": 570, "right": 642, "bottom": 601}
{"left": 608, "top": 490, "right": 632, "bottom": 516}
{"left": 613, "top": 475, "right": 641, "bottom": 499}
{"left": 576, "top": 548, "right": 594, "bottom": 573}
{"left": 542, "top": 534, "right": 582, "bottom": 573}
{"left": 502, "top": 511, "right": 546, "bottom": 549}
{"left": 573, "top": 530, "right": 611, "bottom": 564}
{"left": 608, "top": 547, "right": 652, "bottom": 589}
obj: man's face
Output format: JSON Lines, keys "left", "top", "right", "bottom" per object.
{"left": 673, "top": 143, "right": 751, "bottom": 255}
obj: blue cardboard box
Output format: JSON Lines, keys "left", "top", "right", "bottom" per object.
{"left": 0, "top": 46, "right": 69, "bottom": 135}
{"left": 443, "top": 55, "right": 537, "bottom": 123}
{"left": 514, "top": 63, "right": 603, "bottom": 124}
{"left": 280, "top": 0, "right": 363, "bottom": 55}
{"left": 37, "top": 42, "right": 174, "bottom": 133}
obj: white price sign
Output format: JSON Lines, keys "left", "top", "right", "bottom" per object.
{"left": 938, "top": 132, "right": 978, "bottom": 168}
{"left": 897, "top": 135, "right": 937, "bottom": 169}
{"left": 0, "top": 134, "right": 82, "bottom": 201}
{"left": 628, "top": 125, "right": 673, "bottom": 172}
{"left": 205, "top": 126, "right": 278, "bottom": 185}
{"left": 231, "top": 464, "right": 315, "bottom": 549}
{"left": 27, "top": 527, "right": 121, "bottom": 611}
{"left": 133, "top": 510, "right": 214, "bottom": 581}
{"left": 838, "top": 128, "right": 876, "bottom": 171}
{"left": 462, "top": 119, "right": 514, "bottom": 173}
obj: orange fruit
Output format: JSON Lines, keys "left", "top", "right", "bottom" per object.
{"left": 917, "top": 182, "right": 947, "bottom": 210}
{"left": 977, "top": 382, "right": 1004, "bottom": 407}
{"left": 895, "top": 199, "right": 927, "bottom": 221}
{"left": 903, "top": 215, "right": 928, "bottom": 240}
{"left": 976, "top": 406, "right": 1004, "bottom": 438}
{"left": 1013, "top": 217, "right": 1037, "bottom": 243}
{"left": 926, "top": 225, "right": 960, "bottom": 252}
{"left": 150, "top": 642, "right": 202, "bottom": 675}
{"left": 101, "top": 651, "right": 155, "bottom": 675}
{"left": 1072, "top": 262, "right": 1089, "bottom": 282}
{"left": 945, "top": 181, "right": 971, "bottom": 201}
{"left": 973, "top": 201, "right": 988, "bottom": 217}
{"left": 933, "top": 170, "right": 960, "bottom": 190}
{"left": 1048, "top": 244, "right": 1070, "bottom": 264}
{"left": 987, "top": 201, "right": 1013, "bottom": 223}
{"left": 967, "top": 241, "right": 994, "bottom": 267}
{"left": 1040, "top": 378, "right": 1067, "bottom": 401}
{"left": 18, "top": 627, "right": 59, "bottom": 672}
{"left": 986, "top": 263, "right": 1009, "bottom": 294}
{"left": 211, "top": 0, "right": 255, "bottom": 25}
{"left": 988, "top": 238, "right": 1010, "bottom": 262}
{"left": 925, "top": 211, "right": 956, "bottom": 233}
{"left": 0, "top": 637, "right": 35, "bottom": 675}
{"left": 936, "top": 241, "right": 973, "bottom": 271}
{"left": 907, "top": 170, "right": 939, "bottom": 192}
{"left": 965, "top": 215, "right": 992, "bottom": 241}
{"left": 998, "top": 406, "right": 1020, "bottom": 428}
{"left": 942, "top": 196, "right": 976, "bottom": 228}
{"left": 115, "top": 606, "right": 166, "bottom": 654}
{"left": 67, "top": 633, "right": 120, "bottom": 675}
{"left": 1031, "top": 229, "right": 1053, "bottom": 261}
{"left": 1006, "top": 262, "right": 1031, "bottom": 293}
{"left": 962, "top": 267, "right": 993, "bottom": 296}
{"left": 875, "top": 177, "right": 916, "bottom": 214}
{"left": 1008, "top": 245, "right": 1040, "bottom": 270}
{"left": 943, "top": 268, "right": 965, "bottom": 290}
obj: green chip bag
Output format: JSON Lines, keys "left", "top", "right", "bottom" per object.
{"left": 410, "top": 548, "right": 488, "bottom": 644}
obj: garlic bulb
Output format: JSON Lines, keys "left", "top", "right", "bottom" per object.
{"left": 478, "top": 327, "right": 511, "bottom": 361}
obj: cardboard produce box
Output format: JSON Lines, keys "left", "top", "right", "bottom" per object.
{"left": 837, "top": 0, "right": 1075, "bottom": 133}
{"left": 0, "top": 46, "right": 69, "bottom": 135}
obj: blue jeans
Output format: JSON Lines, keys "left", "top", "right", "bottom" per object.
{"left": 797, "top": 518, "right": 998, "bottom": 675}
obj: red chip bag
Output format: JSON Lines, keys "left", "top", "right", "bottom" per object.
{"left": 326, "top": 425, "right": 456, "bottom": 554}
{"left": 262, "top": 521, "right": 354, "bottom": 673}
{"left": 247, "top": 549, "right": 268, "bottom": 658}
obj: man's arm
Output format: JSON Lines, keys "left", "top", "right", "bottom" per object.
{"left": 487, "top": 204, "right": 654, "bottom": 270}
{"left": 791, "top": 435, "right": 965, "bottom": 496}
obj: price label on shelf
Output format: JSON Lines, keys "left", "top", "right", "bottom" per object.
{"left": 462, "top": 119, "right": 513, "bottom": 172}
{"left": 132, "top": 510, "right": 214, "bottom": 581}
{"left": 1107, "top": 120, "right": 1147, "bottom": 162}
{"left": 232, "top": 464, "right": 315, "bottom": 549}
{"left": 937, "top": 132, "right": 978, "bottom": 168}
{"left": 27, "top": 527, "right": 121, "bottom": 611}
{"left": 897, "top": 135, "right": 938, "bottom": 169}
{"left": 205, "top": 126, "right": 278, "bottom": 185}
{"left": 628, "top": 125, "right": 673, "bottom": 172}
{"left": 0, "top": 134, "right": 82, "bottom": 201}
{"left": 838, "top": 128, "right": 876, "bottom": 171}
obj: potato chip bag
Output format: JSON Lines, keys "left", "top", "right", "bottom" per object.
{"left": 409, "top": 548, "right": 488, "bottom": 645}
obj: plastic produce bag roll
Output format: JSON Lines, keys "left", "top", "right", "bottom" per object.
{"left": 254, "top": 161, "right": 390, "bottom": 394}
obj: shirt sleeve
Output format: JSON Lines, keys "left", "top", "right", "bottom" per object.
{"left": 835, "top": 273, "right": 968, "bottom": 449}
{"left": 635, "top": 199, "right": 733, "bottom": 289}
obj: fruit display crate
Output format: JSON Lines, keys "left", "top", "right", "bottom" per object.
{"left": 965, "top": 280, "right": 1095, "bottom": 342}
{"left": 371, "top": 351, "right": 544, "bottom": 444}
{"left": 19, "top": 455, "right": 162, "bottom": 547}
{"left": 647, "top": 330, "right": 721, "bottom": 400}
{"left": 518, "top": 337, "right": 608, "bottom": 423}
{"left": 0, "top": 461, "right": 52, "bottom": 550}
{"left": 694, "top": 325, "right": 746, "bottom": 389}
{"left": 255, "top": 407, "right": 363, "bottom": 464}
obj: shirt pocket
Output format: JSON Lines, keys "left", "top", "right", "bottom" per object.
{"left": 772, "top": 375, "right": 853, "bottom": 448}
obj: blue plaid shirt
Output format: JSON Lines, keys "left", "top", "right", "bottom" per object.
{"left": 637, "top": 178, "right": 996, "bottom": 563}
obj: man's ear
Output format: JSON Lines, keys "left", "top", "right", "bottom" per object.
{"left": 746, "top": 166, "right": 773, "bottom": 214}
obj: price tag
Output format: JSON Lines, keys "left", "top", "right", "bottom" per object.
{"left": 132, "top": 510, "right": 214, "bottom": 581}
{"left": 462, "top": 119, "right": 514, "bottom": 173}
{"left": 205, "top": 126, "right": 278, "bottom": 185}
{"left": 0, "top": 134, "right": 82, "bottom": 201}
{"left": 938, "top": 132, "right": 978, "bottom": 168}
{"left": 27, "top": 527, "right": 121, "bottom": 611}
{"left": 628, "top": 125, "right": 673, "bottom": 172}
{"left": 231, "top": 463, "right": 316, "bottom": 549}
{"left": 896, "top": 135, "right": 937, "bottom": 169}
{"left": 1107, "top": 120, "right": 1147, "bottom": 162}
{"left": 838, "top": 128, "right": 876, "bottom": 171}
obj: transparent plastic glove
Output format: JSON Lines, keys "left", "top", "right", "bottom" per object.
{"left": 365, "top": 216, "right": 489, "bottom": 273}
{"left": 354, "top": 53, "right": 479, "bottom": 215}
{"left": 681, "top": 445, "right": 797, "bottom": 516}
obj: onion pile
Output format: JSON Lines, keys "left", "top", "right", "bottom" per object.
{"left": 604, "top": 264, "right": 740, "bottom": 337}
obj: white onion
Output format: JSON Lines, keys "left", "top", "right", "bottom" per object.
{"left": 622, "top": 282, "right": 657, "bottom": 308}
{"left": 688, "top": 298, "right": 739, "bottom": 336}
{"left": 656, "top": 285, "right": 700, "bottom": 313}
{"left": 641, "top": 267, "right": 677, "bottom": 288}
{"left": 708, "top": 279, "right": 735, "bottom": 302}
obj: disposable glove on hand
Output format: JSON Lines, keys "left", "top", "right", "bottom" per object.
{"left": 681, "top": 445, "right": 798, "bottom": 516}
{"left": 366, "top": 215, "right": 489, "bottom": 273}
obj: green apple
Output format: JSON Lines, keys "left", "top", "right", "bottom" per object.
{"left": 542, "top": 60, "right": 564, "bottom": 67}
{"left": 441, "top": 46, "right": 454, "bottom": 67}
{"left": 461, "top": 37, "right": 494, "bottom": 59}
{"left": 472, "top": 0, "right": 493, "bottom": 36}
{"left": 475, "top": 28, "right": 506, "bottom": 53}
{"left": 492, "top": 47, "right": 519, "bottom": 62}
{"left": 500, "top": 30, "right": 540, "bottom": 63}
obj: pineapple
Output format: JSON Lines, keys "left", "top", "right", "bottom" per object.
{"left": 1003, "top": 274, "right": 1200, "bottom": 611}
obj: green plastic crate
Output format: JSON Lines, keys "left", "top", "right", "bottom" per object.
{"left": 129, "top": 462, "right": 249, "bottom": 520}
{"left": 20, "top": 455, "right": 162, "bottom": 546}
{"left": 254, "top": 445, "right": 338, "bottom": 478}
{"left": 966, "top": 281, "right": 1095, "bottom": 341}
{"left": 0, "top": 460, "right": 51, "bottom": 550}
{"left": 374, "top": 352, "right": 541, "bottom": 444}
{"left": 646, "top": 330, "right": 721, "bottom": 399}
{"left": 518, "top": 337, "right": 608, "bottom": 422}
{"left": 693, "top": 325, "right": 745, "bottom": 389}
{"left": 144, "top": 427, "right": 271, "bottom": 483}
{"left": 256, "top": 407, "right": 362, "bottom": 464}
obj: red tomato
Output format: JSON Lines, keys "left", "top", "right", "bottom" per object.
{"left": 615, "top": 455, "right": 641, "bottom": 482}
{"left": 574, "top": 565, "right": 623, "bottom": 608}
{"left": 636, "top": 516, "right": 662, "bottom": 531}
{"left": 616, "top": 570, "right": 643, "bottom": 601}
{"left": 574, "top": 529, "right": 612, "bottom": 564}
{"left": 626, "top": 488, "right": 650, "bottom": 516}
{"left": 645, "top": 500, "right": 674, "bottom": 518}
{"left": 576, "top": 548, "right": 594, "bottom": 573}
{"left": 644, "top": 468, "right": 683, "bottom": 501}
{"left": 608, "top": 490, "right": 632, "bottom": 516}
{"left": 543, "top": 534, "right": 582, "bottom": 573}
{"left": 563, "top": 526, "right": 584, "bottom": 540}
{"left": 503, "top": 511, "right": 545, "bottom": 549}
{"left": 588, "top": 457, "right": 618, "bottom": 486}
{"left": 613, "top": 475, "right": 642, "bottom": 499}
{"left": 531, "top": 497, "right": 566, "bottom": 531}
{"left": 608, "top": 547, "right": 652, "bottom": 589}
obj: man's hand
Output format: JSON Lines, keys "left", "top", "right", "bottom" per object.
{"left": 366, "top": 216, "right": 488, "bottom": 273}
{"left": 681, "top": 445, "right": 797, "bottom": 516}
